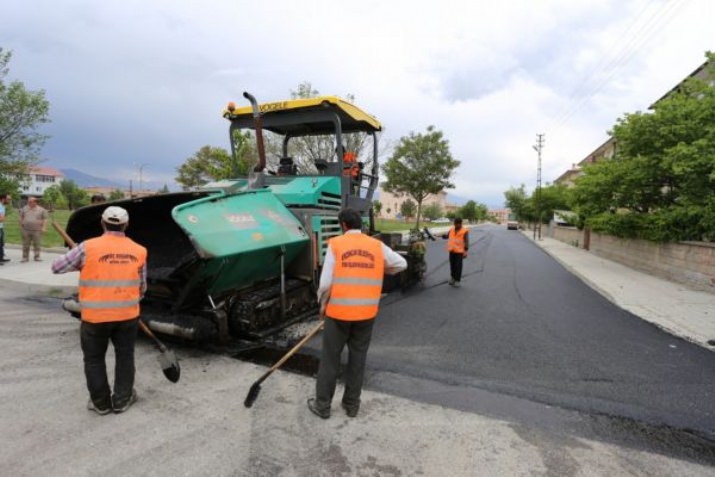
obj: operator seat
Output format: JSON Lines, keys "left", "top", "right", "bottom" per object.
{"left": 277, "top": 157, "right": 297, "bottom": 175}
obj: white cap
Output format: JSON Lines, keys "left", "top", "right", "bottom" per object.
{"left": 101, "top": 206, "right": 129, "bottom": 225}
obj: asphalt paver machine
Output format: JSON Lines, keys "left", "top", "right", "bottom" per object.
{"left": 63, "top": 94, "right": 426, "bottom": 344}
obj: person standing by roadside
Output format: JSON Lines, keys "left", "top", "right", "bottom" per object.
{"left": 442, "top": 217, "right": 469, "bottom": 287}
{"left": 19, "top": 196, "right": 47, "bottom": 262}
{"left": 308, "top": 208, "right": 407, "bottom": 419}
{"left": 52, "top": 206, "right": 147, "bottom": 415}
{"left": 0, "top": 193, "right": 11, "bottom": 264}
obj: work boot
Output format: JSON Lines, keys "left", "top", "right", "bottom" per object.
{"left": 113, "top": 389, "right": 138, "bottom": 414}
{"left": 341, "top": 401, "right": 359, "bottom": 418}
{"left": 307, "top": 398, "right": 330, "bottom": 419}
{"left": 448, "top": 278, "right": 455, "bottom": 286}
{"left": 454, "top": 281, "right": 461, "bottom": 288}
{"left": 87, "top": 399, "right": 112, "bottom": 416}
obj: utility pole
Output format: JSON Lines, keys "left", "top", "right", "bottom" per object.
{"left": 533, "top": 134, "right": 545, "bottom": 241}
{"left": 138, "top": 163, "right": 148, "bottom": 195}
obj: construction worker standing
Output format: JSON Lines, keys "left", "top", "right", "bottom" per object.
{"left": 52, "top": 206, "right": 147, "bottom": 415}
{"left": 308, "top": 208, "right": 406, "bottom": 419}
{"left": 443, "top": 217, "right": 469, "bottom": 287}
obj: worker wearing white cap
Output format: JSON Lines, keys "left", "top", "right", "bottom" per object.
{"left": 52, "top": 206, "right": 148, "bottom": 415}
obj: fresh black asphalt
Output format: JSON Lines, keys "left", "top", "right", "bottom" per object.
{"left": 363, "top": 224, "right": 715, "bottom": 443}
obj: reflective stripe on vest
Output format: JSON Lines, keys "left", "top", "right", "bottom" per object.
{"left": 79, "top": 234, "right": 147, "bottom": 323}
{"left": 326, "top": 233, "right": 385, "bottom": 321}
{"left": 447, "top": 227, "right": 467, "bottom": 254}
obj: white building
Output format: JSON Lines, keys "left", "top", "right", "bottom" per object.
{"left": 376, "top": 184, "right": 459, "bottom": 219}
{"left": 19, "top": 166, "right": 64, "bottom": 197}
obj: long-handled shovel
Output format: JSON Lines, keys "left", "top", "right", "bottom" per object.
{"left": 51, "top": 220, "right": 180, "bottom": 383}
{"left": 244, "top": 320, "right": 324, "bottom": 408}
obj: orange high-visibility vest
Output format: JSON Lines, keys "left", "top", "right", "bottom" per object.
{"left": 342, "top": 152, "right": 359, "bottom": 178}
{"left": 447, "top": 227, "right": 467, "bottom": 254}
{"left": 326, "top": 233, "right": 385, "bottom": 321}
{"left": 79, "top": 234, "right": 147, "bottom": 323}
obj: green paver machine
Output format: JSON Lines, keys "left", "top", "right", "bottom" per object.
{"left": 63, "top": 93, "right": 426, "bottom": 343}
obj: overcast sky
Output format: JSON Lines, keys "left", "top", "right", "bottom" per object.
{"left": 1, "top": 0, "right": 713, "bottom": 207}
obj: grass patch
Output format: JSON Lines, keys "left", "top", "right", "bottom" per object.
{"left": 374, "top": 218, "right": 421, "bottom": 232}
{"left": 2, "top": 208, "right": 73, "bottom": 248}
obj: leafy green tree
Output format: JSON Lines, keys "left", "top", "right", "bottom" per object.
{"left": 382, "top": 126, "right": 460, "bottom": 229}
{"left": 58, "top": 179, "right": 89, "bottom": 210}
{"left": 528, "top": 184, "right": 570, "bottom": 224}
{"left": 0, "top": 49, "right": 50, "bottom": 192}
{"left": 400, "top": 199, "right": 416, "bottom": 219}
{"left": 108, "top": 189, "right": 126, "bottom": 201}
{"left": 157, "top": 184, "right": 170, "bottom": 194}
{"left": 176, "top": 146, "right": 234, "bottom": 190}
{"left": 422, "top": 202, "right": 443, "bottom": 220}
{"left": 372, "top": 200, "right": 382, "bottom": 217}
{"left": 571, "top": 52, "right": 715, "bottom": 241}
{"left": 504, "top": 185, "right": 530, "bottom": 222}
{"left": 459, "top": 200, "right": 477, "bottom": 222}
{"left": 42, "top": 185, "right": 65, "bottom": 210}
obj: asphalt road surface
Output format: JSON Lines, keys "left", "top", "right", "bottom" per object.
{"left": 308, "top": 223, "right": 715, "bottom": 458}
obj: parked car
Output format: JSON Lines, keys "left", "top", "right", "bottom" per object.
{"left": 433, "top": 217, "right": 450, "bottom": 224}
{"left": 507, "top": 220, "right": 519, "bottom": 230}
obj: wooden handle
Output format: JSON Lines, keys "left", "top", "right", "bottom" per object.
{"left": 52, "top": 221, "right": 77, "bottom": 248}
{"left": 269, "top": 321, "right": 324, "bottom": 373}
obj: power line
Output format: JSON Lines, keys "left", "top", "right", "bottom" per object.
{"left": 548, "top": 0, "right": 690, "bottom": 132}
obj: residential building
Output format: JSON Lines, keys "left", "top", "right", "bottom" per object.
{"left": 376, "top": 184, "right": 458, "bottom": 219}
{"left": 489, "top": 208, "right": 511, "bottom": 224}
{"left": 554, "top": 57, "right": 711, "bottom": 187}
{"left": 19, "top": 166, "right": 64, "bottom": 197}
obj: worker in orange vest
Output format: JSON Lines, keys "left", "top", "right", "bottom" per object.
{"left": 52, "top": 206, "right": 147, "bottom": 415}
{"left": 342, "top": 151, "right": 359, "bottom": 179}
{"left": 442, "top": 217, "right": 469, "bottom": 287}
{"left": 308, "top": 208, "right": 407, "bottom": 419}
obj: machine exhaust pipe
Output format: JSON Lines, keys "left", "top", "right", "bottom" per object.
{"left": 243, "top": 92, "right": 267, "bottom": 173}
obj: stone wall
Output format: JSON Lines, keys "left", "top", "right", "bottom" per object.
{"left": 552, "top": 226, "right": 583, "bottom": 248}
{"left": 550, "top": 226, "right": 715, "bottom": 293}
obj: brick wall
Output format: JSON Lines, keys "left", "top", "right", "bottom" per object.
{"left": 551, "top": 226, "right": 715, "bottom": 293}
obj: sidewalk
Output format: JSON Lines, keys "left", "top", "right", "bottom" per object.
{"left": 523, "top": 231, "right": 715, "bottom": 351}
{"left": 0, "top": 244, "right": 77, "bottom": 296}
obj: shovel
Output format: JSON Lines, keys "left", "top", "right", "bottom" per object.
{"left": 137, "top": 320, "right": 181, "bottom": 383}
{"left": 51, "top": 220, "right": 180, "bottom": 383}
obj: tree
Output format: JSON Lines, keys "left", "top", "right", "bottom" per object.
{"left": 527, "top": 184, "right": 570, "bottom": 224}
{"left": 373, "top": 200, "right": 382, "bottom": 217}
{"left": 58, "top": 179, "right": 89, "bottom": 210}
{"left": 422, "top": 202, "right": 443, "bottom": 220}
{"left": 42, "top": 185, "right": 65, "bottom": 210}
{"left": 504, "top": 185, "right": 530, "bottom": 222}
{"left": 108, "top": 189, "right": 125, "bottom": 201}
{"left": 158, "top": 184, "right": 170, "bottom": 194}
{"left": 382, "top": 126, "right": 460, "bottom": 229}
{"left": 0, "top": 49, "right": 51, "bottom": 193}
{"left": 176, "top": 146, "right": 234, "bottom": 190}
{"left": 571, "top": 52, "right": 715, "bottom": 241}
{"left": 400, "top": 199, "right": 416, "bottom": 219}
{"left": 459, "top": 200, "right": 477, "bottom": 222}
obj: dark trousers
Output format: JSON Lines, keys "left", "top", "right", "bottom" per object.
{"left": 0, "top": 228, "right": 4, "bottom": 259}
{"left": 449, "top": 252, "right": 464, "bottom": 281}
{"left": 80, "top": 318, "right": 138, "bottom": 408}
{"left": 315, "top": 317, "right": 375, "bottom": 410}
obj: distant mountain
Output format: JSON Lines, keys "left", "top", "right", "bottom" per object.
{"left": 60, "top": 168, "right": 126, "bottom": 189}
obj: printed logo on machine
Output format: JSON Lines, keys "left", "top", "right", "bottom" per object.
{"left": 224, "top": 212, "right": 258, "bottom": 229}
